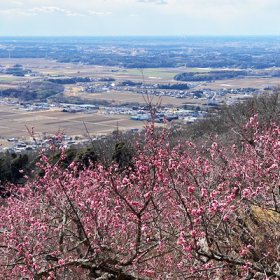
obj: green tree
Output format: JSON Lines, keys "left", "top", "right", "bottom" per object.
{"left": 11, "top": 154, "right": 29, "bottom": 183}
{"left": 112, "top": 141, "right": 134, "bottom": 170}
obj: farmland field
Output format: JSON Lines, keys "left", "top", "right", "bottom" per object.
{"left": 0, "top": 104, "right": 146, "bottom": 141}
{"left": 64, "top": 88, "right": 201, "bottom": 106}
{"left": 0, "top": 57, "right": 280, "bottom": 145}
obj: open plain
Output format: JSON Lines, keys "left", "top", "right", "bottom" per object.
{"left": 0, "top": 58, "right": 280, "bottom": 145}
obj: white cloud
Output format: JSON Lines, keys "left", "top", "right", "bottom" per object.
{"left": 0, "top": 0, "right": 280, "bottom": 35}
{"left": 88, "top": 11, "right": 112, "bottom": 16}
{"left": 29, "top": 6, "right": 86, "bottom": 16}
{"left": 137, "top": 0, "right": 168, "bottom": 4}
{"left": 0, "top": 5, "right": 86, "bottom": 17}
{"left": 0, "top": 8, "right": 37, "bottom": 16}
{"left": 11, "top": 1, "right": 24, "bottom": 6}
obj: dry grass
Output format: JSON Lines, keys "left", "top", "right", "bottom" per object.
{"left": 251, "top": 205, "right": 280, "bottom": 225}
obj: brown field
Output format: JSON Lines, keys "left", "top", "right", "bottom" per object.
{"left": 65, "top": 89, "right": 199, "bottom": 106}
{"left": 197, "top": 77, "right": 280, "bottom": 89}
{"left": 0, "top": 105, "right": 145, "bottom": 141}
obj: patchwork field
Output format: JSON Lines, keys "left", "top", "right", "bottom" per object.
{"left": 0, "top": 58, "right": 179, "bottom": 82}
{"left": 0, "top": 58, "right": 280, "bottom": 146}
{"left": 0, "top": 105, "right": 145, "bottom": 141}
{"left": 1, "top": 58, "right": 280, "bottom": 90}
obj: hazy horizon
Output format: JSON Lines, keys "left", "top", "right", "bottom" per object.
{"left": 1, "top": 0, "right": 280, "bottom": 37}
{"left": 1, "top": 35, "right": 280, "bottom": 38}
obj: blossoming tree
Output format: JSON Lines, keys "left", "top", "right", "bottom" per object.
{"left": 0, "top": 117, "right": 279, "bottom": 279}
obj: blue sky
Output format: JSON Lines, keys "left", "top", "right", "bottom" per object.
{"left": 0, "top": 0, "right": 279, "bottom": 36}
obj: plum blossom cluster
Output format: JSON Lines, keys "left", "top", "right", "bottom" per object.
{"left": 0, "top": 118, "right": 279, "bottom": 279}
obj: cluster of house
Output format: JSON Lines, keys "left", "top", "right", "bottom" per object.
{"left": 1, "top": 135, "right": 79, "bottom": 153}
{"left": 84, "top": 84, "right": 113, "bottom": 93}
{"left": 135, "top": 89, "right": 190, "bottom": 99}
{"left": 0, "top": 134, "right": 97, "bottom": 154}
{"left": 14, "top": 102, "right": 100, "bottom": 113}
{"left": 130, "top": 108, "right": 206, "bottom": 123}
{"left": 19, "top": 102, "right": 53, "bottom": 111}
{"left": 60, "top": 104, "right": 99, "bottom": 113}
{"left": 76, "top": 78, "right": 260, "bottom": 108}
{"left": 134, "top": 87, "right": 259, "bottom": 102}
